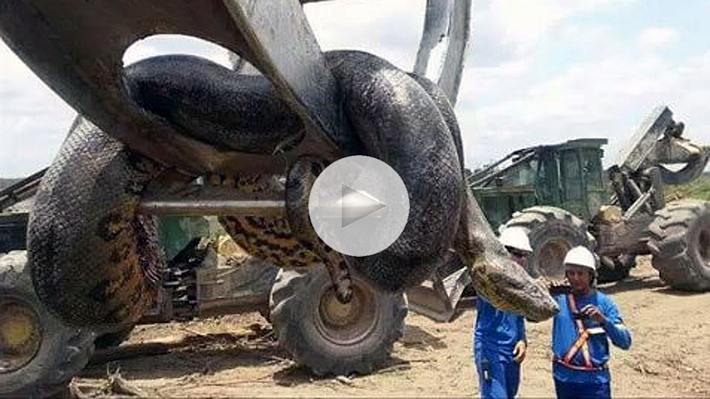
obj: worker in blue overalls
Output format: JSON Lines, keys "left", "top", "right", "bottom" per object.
{"left": 473, "top": 226, "right": 531, "bottom": 399}
{"left": 551, "top": 246, "right": 632, "bottom": 399}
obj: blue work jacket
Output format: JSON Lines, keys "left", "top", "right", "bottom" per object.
{"left": 552, "top": 291, "right": 632, "bottom": 384}
{"left": 474, "top": 297, "right": 526, "bottom": 363}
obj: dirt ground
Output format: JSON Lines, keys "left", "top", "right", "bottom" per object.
{"left": 74, "top": 257, "right": 710, "bottom": 398}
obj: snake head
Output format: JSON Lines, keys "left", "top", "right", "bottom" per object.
{"left": 468, "top": 253, "right": 559, "bottom": 322}
{"left": 456, "top": 188, "right": 559, "bottom": 322}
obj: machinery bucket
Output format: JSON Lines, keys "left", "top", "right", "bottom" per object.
{"left": 405, "top": 267, "right": 473, "bottom": 322}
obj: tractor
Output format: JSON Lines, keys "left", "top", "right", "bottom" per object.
{"left": 409, "top": 105, "right": 710, "bottom": 322}
{"left": 470, "top": 106, "right": 710, "bottom": 289}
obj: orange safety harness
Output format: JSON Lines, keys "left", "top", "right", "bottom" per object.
{"left": 554, "top": 294, "right": 606, "bottom": 372}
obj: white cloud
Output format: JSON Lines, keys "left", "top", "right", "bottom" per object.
{"left": 454, "top": 1, "right": 708, "bottom": 170}
{"left": 461, "top": 50, "right": 710, "bottom": 169}
{"left": 475, "top": 0, "right": 633, "bottom": 57}
{"left": 637, "top": 27, "right": 679, "bottom": 51}
{"left": 123, "top": 35, "right": 233, "bottom": 67}
{"left": 304, "top": 0, "right": 425, "bottom": 71}
{"left": 0, "top": 41, "right": 76, "bottom": 177}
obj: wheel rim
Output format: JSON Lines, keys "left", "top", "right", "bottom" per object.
{"left": 314, "top": 280, "right": 379, "bottom": 346}
{"left": 0, "top": 298, "right": 42, "bottom": 374}
{"left": 536, "top": 238, "right": 573, "bottom": 280}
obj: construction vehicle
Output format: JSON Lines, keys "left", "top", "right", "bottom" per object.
{"left": 0, "top": 1, "right": 477, "bottom": 396}
{"left": 471, "top": 105, "right": 710, "bottom": 289}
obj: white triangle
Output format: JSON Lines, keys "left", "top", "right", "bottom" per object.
{"left": 339, "top": 185, "right": 386, "bottom": 228}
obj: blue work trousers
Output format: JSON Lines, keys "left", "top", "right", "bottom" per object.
{"left": 476, "top": 358, "right": 520, "bottom": 399}
{"left": 554, "top": 378, "right": 611, "bottom": 399}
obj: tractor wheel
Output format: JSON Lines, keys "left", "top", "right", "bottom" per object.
{"left": 648, "top": 200, "right": 710, "bottom": 291}
{"left": 269, "top": 265, "right": 407, "bottom": 376}
{"left": 505, "top": 206, "right": 594, "bottom": 280}
{"left": 0, "top": 251, "right": 95, "bottom": 398}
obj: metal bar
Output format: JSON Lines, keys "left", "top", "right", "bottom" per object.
{"left": 471, "top": 151, "right": 537, "bottom": 187}
{"left": 622, "top": 190, "right": 652, "bottom": 221}
{"left": 437, "top": 0, "right": 471, "bottom": 105}
{"left": 139, "top": 178, "right": 286, "bottom": 216}
{"left": 622, "top": 173, "right": 655, "bottom": 218}
{"left": 414, "top": 0, "right": 453, "bottom": 76}
{"left": 469, "top": 146, "right": 537, "bottom": 184}
{"left": 413, "top": 0, "right": 471, "bottom": 106}
{"left": 139, "top": 199, "right": 285, "bottom": 216}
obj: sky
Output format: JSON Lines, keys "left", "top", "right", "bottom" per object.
{"left": 1, "top": 0, "right": 710, "bottom": 177}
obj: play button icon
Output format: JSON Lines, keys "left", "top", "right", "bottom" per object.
{"left": 339, "top": 186, "right": 386, "bottom": 228}
{"left": 308, "top": 156, "right": 410, "bottom": 257}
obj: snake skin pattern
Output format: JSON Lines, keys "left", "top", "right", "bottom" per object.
{"left": 28, "top": 118, "right": 164, "bottom": 328}
{"left": 28, "top": 50, "right": 558, "bottom": 329}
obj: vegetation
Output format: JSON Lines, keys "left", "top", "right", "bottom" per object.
{"left": 666, "top": 172, "right": 710, "bottom": 202}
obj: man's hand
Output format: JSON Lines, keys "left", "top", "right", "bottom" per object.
{"left": 513, "top": 340, "right": 527, "bottom": 364}
{"left": 580, "top": 304, "right": 607, "bottom": 324}
{"left": 535, "top": 276, "right": 571, "bottom": 294}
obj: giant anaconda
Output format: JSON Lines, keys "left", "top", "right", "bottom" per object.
{"left": 28, "top": 51, "right": 558, "bottom": 330}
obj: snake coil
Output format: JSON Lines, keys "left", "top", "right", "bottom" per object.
{"left": 29, "top": 50, "right": 557, "bottom": 329}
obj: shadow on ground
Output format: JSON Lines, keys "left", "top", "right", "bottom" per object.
{"left": 400, "top": 324, "right": 447, "bottom": 350}
{"left": 600, "top": 274, "right": 666, "bottom": 295}
{"left": 601, "top": 268, "right": 707, "bottom": 297}
{"left": 82, "top": 322, "right": 428, "bottom": 385}
{"left": 82, "top": 325, "right": 285, "bottom": 380}
{"left": 269, "top": 355, "right": 422, "bottom": 387}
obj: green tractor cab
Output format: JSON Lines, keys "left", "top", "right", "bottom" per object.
{"left": 470, "top": 138, "right": 608, "bottom": 231}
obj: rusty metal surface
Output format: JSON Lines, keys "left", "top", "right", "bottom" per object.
{"left": 0, "top": 0, "right": 350, "bottom": 176}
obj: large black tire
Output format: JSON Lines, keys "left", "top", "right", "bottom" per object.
{"left": 504, "top": 206, "right": 594, "bottom": 280}
{"left": 647, "top": 200, "right": 710, "bottom": 291}
{"left": 269, "top": 265, "right": 407, "bottom": 376}
{"left": 0, "top": 251, "right": 95, "bottom": 398}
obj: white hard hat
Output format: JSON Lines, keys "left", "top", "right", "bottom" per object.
{"left": 499, "top": 226, "right": 533, "bottom": 253}
{"left": 564, "top": 246, "right": 596, "bottom": 271}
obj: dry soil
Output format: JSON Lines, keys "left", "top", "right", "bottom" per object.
{"left": 74, "top": 257, "right": 710, "bottom": 398}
